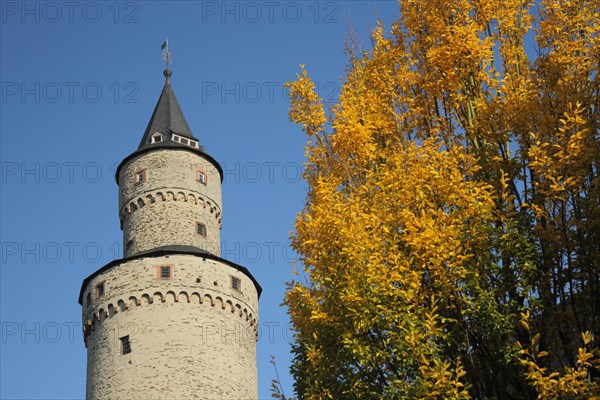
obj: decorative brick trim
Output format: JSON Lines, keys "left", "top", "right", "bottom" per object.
{"left": 119, "top": 188, "right": 222, "bottom": 227}
{"left": 82, "top": 289, "right": 258, "bottom": 345}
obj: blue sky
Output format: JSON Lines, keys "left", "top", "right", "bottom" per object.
{"left": 0, "top": 1, "right": 399, "bottom": 398}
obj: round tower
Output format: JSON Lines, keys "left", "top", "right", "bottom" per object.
{"left": 79, "top": 65, "right": 261, "bottom": 399}
{"left": 117, "top": 69, "right": 223, "bottom": 257}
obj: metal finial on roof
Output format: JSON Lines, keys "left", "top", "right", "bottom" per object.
{"left": 136, "top": 40, "right": 198, "bottom": 151}
{"left": 161, "top": 37, "right": 172, "bottom": 82}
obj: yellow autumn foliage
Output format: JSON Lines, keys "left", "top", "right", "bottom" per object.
{"left": 281, "top": 0, "right": 599, "bottom": 398}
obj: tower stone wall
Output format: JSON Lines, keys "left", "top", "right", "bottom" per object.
{"left": 82, "top": 253, "right": 258, "bottom": 399}
{"left": 119, "top": 149, "right": 223, "bottom": 257}
{"left": 80, "top": 67, "right": 260, "bottom": 399}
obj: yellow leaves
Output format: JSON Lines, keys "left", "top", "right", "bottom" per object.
{"left": 309, "top": 310, "right": 328, "bottom": 322}
{"left": 576, "top": 332, "right": 598, "bottom": 369}
{"left": 528, "top": 102, "right": 595, "bottom": 207}
{"left": 284, "top": 1, "right": 599, "bottom": 398}
{"left": 577, "top": 346, "right": 594, "bottom": 367}
{"left": 518, "top": 312, "right": 600, "bottom": 399}
{"left": 286, "top": 130, "right": 486, "bottom": 391}
{"left": 520, "top": 311, "right": 530, "bottom": 331}
{"left": 419, "top": 357, "right": 471, "bottom": 400}
{"left": 285, "top": 66, "right": 326, "bottom": 138}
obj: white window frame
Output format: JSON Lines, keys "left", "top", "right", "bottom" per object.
{"left": 171, "top": 133, "right": 200, "bottom": 149}
{"left": 151, "top": 132, "right": 163, "bottom": 143}
{"left": 196, "top": 168, "right": 207, "bottom": 185}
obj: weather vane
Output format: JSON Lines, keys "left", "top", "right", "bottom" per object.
{"left": 161, "top": 37, "right": 172, "bottom": 67}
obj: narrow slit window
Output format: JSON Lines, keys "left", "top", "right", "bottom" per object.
{"left": 197, "top": 223, "right": 206, "bottom": 237}
{"left": 86, "top": 292, "right": 92, "bottom": 305}
{"left": 160, "top": 266, "right": 171, "bottom": 279}
{"left": 96, "top": 282, "right": 105, "bottom": 298}
{"left": 231, "top": 276, "right": 241, "bottom": 291}
{"left": 120, "top": 335, "right": 131, "bottom": 355}
{"left": 126, "top": 239, "right": 134, "bottom": 249}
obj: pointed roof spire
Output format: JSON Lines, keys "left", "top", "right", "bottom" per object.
{"left": 116, "top": 40, "right": 224, "bottom": 184}
{"left": 137, "top": 40, "right": 200, "bottom": 150}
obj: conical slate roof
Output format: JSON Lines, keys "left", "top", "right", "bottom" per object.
{"left": 116, "top": 67, "right": 224, "bottom": 184}
{"left": 137, "top": 68, "right": 199, "bottom": 150}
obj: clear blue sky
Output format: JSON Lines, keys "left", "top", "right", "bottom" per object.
{"left": 0, "top": 2, "right": 399, "bottom": 398}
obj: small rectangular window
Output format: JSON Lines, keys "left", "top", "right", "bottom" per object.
{"left": 134, "top": 169, "right": 146, "bottom": 184}
{"left": 120, "top": 335, "right": 131, "bottom": 355}
{"left": 151, "top": 133, "right": 163, "bottom": 143}
{"left": 231, "top": 276, "right": 241, "bottom": 291}
{"left": 197, "top": 223, "right": 206, "bottom": 237}
{"left": 96, "top": 282, "right": 105, "bottom": 298}
{"left": 126, "top": 239, "right": 134, "bottom": 249}
{"left": 160, "top": 266, "right": 171, "bottom": 279}
{"left": 196, "top": 169, "right": 207, "bottom": 185}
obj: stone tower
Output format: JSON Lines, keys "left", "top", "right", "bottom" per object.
{"left": 79, "top": 66, "right": 261, "bottom": 399}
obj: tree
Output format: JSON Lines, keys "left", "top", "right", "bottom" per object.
{"left": 282, "top": 0, "right": 599, "bottom": 398}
